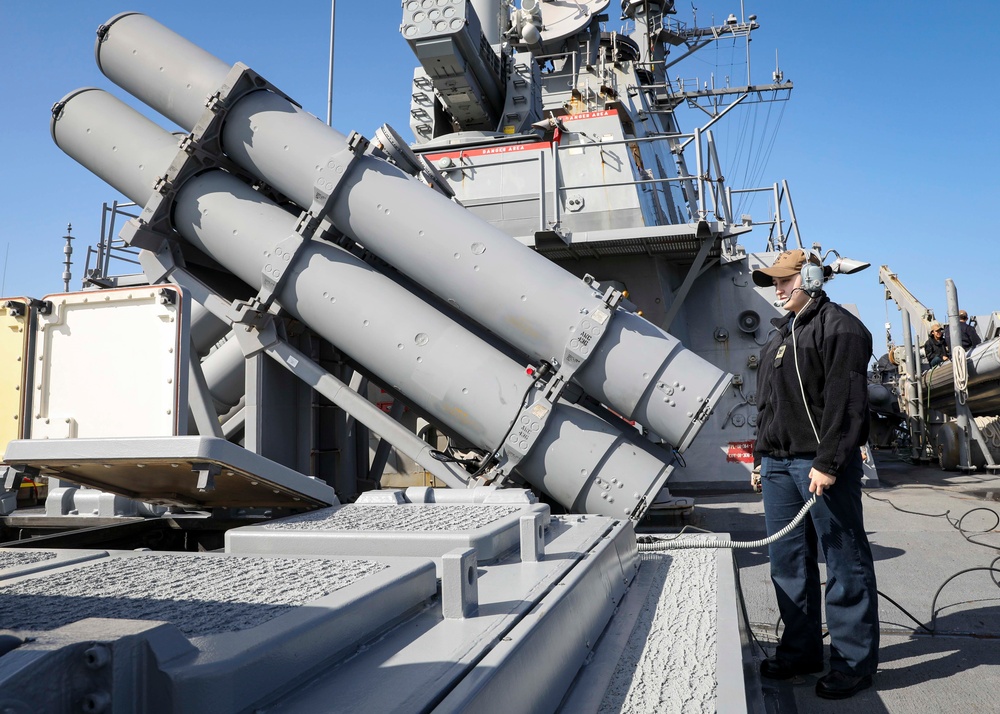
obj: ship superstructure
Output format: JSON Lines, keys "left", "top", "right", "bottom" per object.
{"left": 399, "top": 0, "right": 868, "bottom": 491}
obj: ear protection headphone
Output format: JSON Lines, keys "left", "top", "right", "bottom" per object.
{"left": 800, "top": 252, "right": 825, "bottom": 298}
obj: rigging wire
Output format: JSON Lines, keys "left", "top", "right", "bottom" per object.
{"left": 730, "top": 99, "right": 754, "bottom": 198}
{"left": 734, "top": 103, "right": 761, "bottom": 213}
{"left": 740, "top": 100, "right": 785, "bottom": 218}
{"left": 745, "top": 95, "right": 774, "bottom": 194}
{"left": 747, "top": 102, "right": 787, "bottom": 199}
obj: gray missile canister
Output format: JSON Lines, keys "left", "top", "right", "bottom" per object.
{"left": 93, "top": 12, "right": 729, "bottom": 451}
{"left": 52, "top": 87, "right": 675, "bottom": 519}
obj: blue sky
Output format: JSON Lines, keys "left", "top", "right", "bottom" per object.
{"left": 2, "top": 1, "right": 997, "bottom": 358}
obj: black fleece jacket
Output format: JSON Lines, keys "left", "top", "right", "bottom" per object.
{"left": 923, "top": 335, "right": 950, "bottom": 364}
{"left": 754, "top": 294, "right": 872, "bottom": 477}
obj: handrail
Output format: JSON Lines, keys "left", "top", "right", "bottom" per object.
{"left": 83, "top": 200, "right": 141, "bottom": 285}
{"left": 424, "top": 126, "right": 792, "bottom": 236}
{"left": 552, "top": 131, "right": 703, "bottom": 223}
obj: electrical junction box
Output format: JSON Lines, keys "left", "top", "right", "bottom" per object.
{"left": 30, "top": 286, "right": 189, "bottom": 440}
{"left": 0, "top": 298, "right": 32, "bottom": 456}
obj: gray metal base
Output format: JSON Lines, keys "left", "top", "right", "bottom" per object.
{"left": 0, "top": 551, "right": 436, "bottom": 713}
{"left": 0, "top": 515, "right": 747, "bottom": 713}
{"left": 226, "top": 501, "right": 551, "bottom": 571}
{"left": 2, "top": 436, "right": 338, "bottom": 509}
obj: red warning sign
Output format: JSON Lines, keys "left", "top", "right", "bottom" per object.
{"left": 726, "top": 440, "right": 755, "bottom": 464}
{"left": 562, "top": 109, "right": 618, "bottom": 122}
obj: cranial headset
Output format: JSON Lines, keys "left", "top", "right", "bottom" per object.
{"left": 800, "top": 253, "right": 825, "bottom": 298}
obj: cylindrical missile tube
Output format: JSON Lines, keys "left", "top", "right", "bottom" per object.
{"left": 200, "top": 336, "right": 246, "bottom": 413}
{"left": 922, "top": 339, "right": 1000, "bottom": 416}
{"left": 52, "top": 87, "right": 674, "bottom": 519}
{"left": 93, "top": 12, "right": 729, "bottom": 451}
{"left": 189, "top": 300, "right": 233, "bottom": 356}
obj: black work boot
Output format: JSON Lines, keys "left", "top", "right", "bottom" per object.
{"left": 759, "top": 657, "right": 823, "bottom": 680}
{"left": 815, "top": 670, "right": 873, "bottom": 699}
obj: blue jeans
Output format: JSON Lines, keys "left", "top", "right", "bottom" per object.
{"left": 761, "top": 452, "right": 879, "bottom": 676}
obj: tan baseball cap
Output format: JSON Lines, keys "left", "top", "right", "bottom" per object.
{"left": 959, "top": 310, "right": 969, "bottom": 320}
{"left": 929, "top": 321, "right": 943, "bottom": 332}
{"left": 751, "top": 249, "right": 821, "bottom": 288}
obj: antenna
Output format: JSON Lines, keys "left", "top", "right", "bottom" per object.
{"left": 773, "top": 49, "right": 783, "bottom": 82}
{"left": 326, "top": 0, "right": 336, "bottom": 127}
{"left": 63, "top": 223, "right": 74, "bottom": 292}
{"left": 740, "top": 3, "right": 752, "bottom": 85}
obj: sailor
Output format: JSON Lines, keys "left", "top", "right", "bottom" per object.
{"left": 751, "top": 249, "right": 879, "bottom": 700}
{"left": 943, "top": 310, "right": 982, "bottom": 351}
{"left": 923, "top": 321, "right": 950, "bottom": 366}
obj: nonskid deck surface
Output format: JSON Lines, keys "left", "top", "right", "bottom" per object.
{"left": 0, "top": 497, "right": 749, "bottom": 713}
{"left": 670, "top": 453, "right": 1000, "bottom": 713}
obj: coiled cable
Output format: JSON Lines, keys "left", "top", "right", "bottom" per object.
{"left": 974, "top": 416, "right": 1000, "bottom": 449}
{"left": 953, "top": 344, "right": 968, "bottom": 405}
{"left": 637, "top": 494, "right": 817, "bottom": 551}
{"left": 863, "top": 489, "right": 1000, "bottom": 633}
